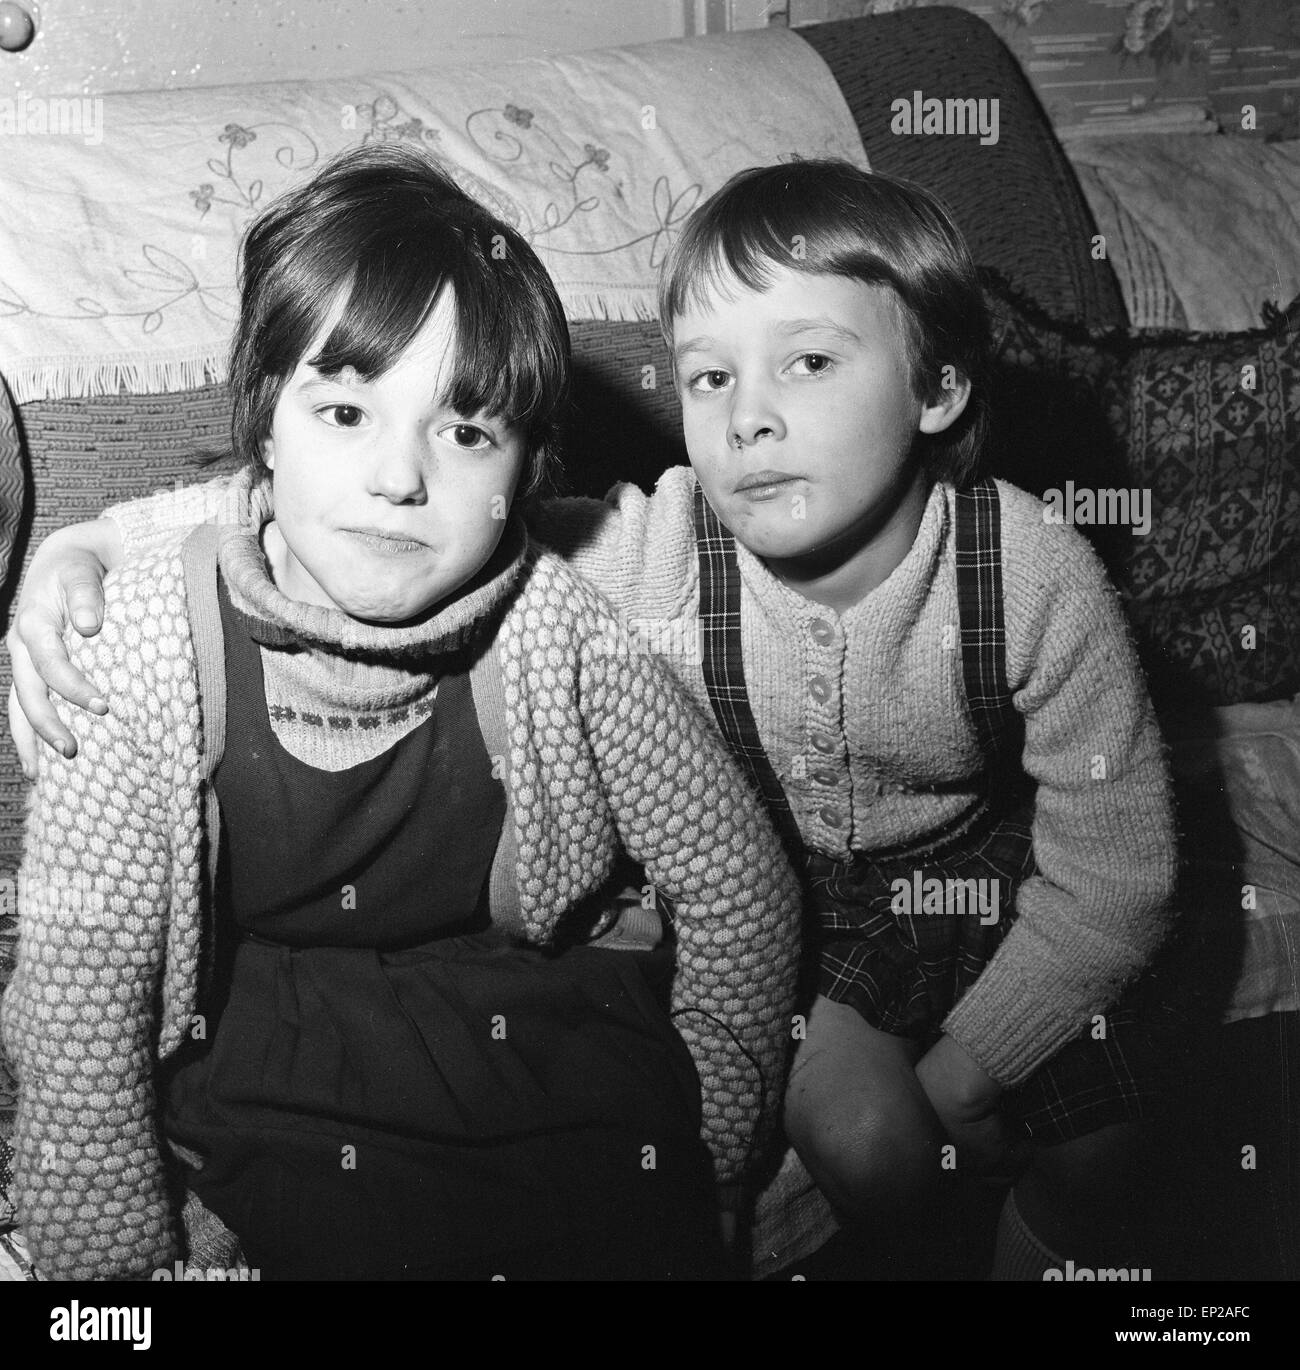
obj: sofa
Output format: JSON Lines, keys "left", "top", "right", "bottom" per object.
{"left": 0, "top": 6, "right": 1296, "bottom": 1280}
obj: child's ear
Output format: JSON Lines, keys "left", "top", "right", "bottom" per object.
{"left": 261, "top": 437, "right": 275, "bottom": 471}
{"left": 918, "top": 371, "right": 972, "bottom": 436}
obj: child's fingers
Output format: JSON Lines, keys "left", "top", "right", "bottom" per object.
{"left": 63, "top": 564, "right": 107, "bottom": 637}
{"left": 6, "top": 619, "right": 103, "bottom": 761}
{"left": 7, "top": 683, "right": 41, "bottom": 779}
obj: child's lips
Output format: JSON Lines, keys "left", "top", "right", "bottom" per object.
{"left": 733, "top": 471, "right": 802, "bottom": 501}
{"left": 343, "top": 527, "right": 429, "bottom": 555}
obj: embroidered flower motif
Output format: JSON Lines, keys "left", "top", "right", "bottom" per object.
{"left": 583, "top": 143, "right": 610, "bottom": 172}
{"left": 504, "top": 104, "right": 534, "bottom": 129}
{"left": 1121, "top": 0, "right": 1174, "bottom": 55}
{"left": 395, "top": 117, "right": 435, "bottom": 142}
{"left": 218, "top": 123, "right": 257, "bottom": 149}
{"left": 1000, "top": 0, "right": 1049, "bottom": 26}
{"left": 189, "top": 183, "right": 215, "bottom": 215}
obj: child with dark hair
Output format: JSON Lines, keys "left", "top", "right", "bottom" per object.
{"left": 0, "top": 144, "right": 803, "bottom": 1281}
{"left": 10, "top": 158, "right": 1178, "bottom": 1280}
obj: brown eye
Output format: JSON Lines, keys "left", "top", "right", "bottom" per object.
{"left": 442, "top": 423, "right": 491, "bottom": 450}
{"left": 323, "top": 404, "right": 363, "bottom": 428}
{"left": 688, "top": 369, "right": 731, "bottom": 393}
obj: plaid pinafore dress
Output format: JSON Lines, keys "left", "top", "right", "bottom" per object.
{"left": 693, "top": 479, "right": 1181, "bottom": 1145}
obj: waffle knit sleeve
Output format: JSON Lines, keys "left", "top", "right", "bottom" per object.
{"left": 941, "top": 495, "right": 1179, "bottom": 1087}
{"left": 0, "top": 560, "right": 195, "bottom": 1278}
{"left": 569, "top": 579, "right": 803, "bottom": 1186}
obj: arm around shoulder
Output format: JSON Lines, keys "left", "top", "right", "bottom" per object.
{"left": 527, "top": 468, "right": 697, "bottom": 621}
{"left": 105, "top": 470, "right": 243, "bottom": 560}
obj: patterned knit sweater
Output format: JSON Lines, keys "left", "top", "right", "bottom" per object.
{"left": 107, "top": 466, "right": 1178, "bottom": 1092}
{"left": 1, "top": 472, "right": 802, "bottom": 1281}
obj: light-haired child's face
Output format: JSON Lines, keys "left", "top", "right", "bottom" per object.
{"left": 260, "top": 290, "right": 525, "bottom": 623}
{"left": 672, "top": 265, "right": 962, "bottom": 591}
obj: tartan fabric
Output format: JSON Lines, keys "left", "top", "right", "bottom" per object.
{"left": 1007, "top": 987, "right": 1183, "bottom": 1144}
{"left": 691, "top": 482, "right": 802, "bottom": 858}
{"left": 806, "top": 812, "right": 1181, "bottom": 1146}
{"left": 807, "top": 801, "right": 1031, "bottom": 1038}
{"left": 954, "top": 480, "right": 1021, "bottom": 769}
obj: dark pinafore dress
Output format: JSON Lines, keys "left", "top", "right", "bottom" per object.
{"left": 163, "top": 573, "right": 724, "bottom": 1280}
{"left": 693, "top": 479, "right": 1181, "bottom": 1145}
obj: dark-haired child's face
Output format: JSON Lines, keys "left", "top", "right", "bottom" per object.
{"left": 259, "top": 291, "right": 525, "bottom": 623}
{"left": 673, "top": 265, "right": 966, "bottom": 609}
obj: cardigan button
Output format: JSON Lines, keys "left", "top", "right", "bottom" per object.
{"left": 812, "top": 768, "right": 839, "bottom": 788}
{"left": 808, "top": 675, "right": 831, "bottom": 704}
{"left": 819, "top": 805, "right": 843, "bottom": 828}
{"left": 810, "top": 731, "right": 837, "bottom": 755}
{"left": 809, "top": 618, "right": 835, "bottom": 646}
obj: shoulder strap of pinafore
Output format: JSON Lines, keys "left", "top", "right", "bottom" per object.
{"left": 953, "top": 478, "right": 1023, "bottom": 774}
{"left": 692, "top": 477, "right": 1024, "bottom": 856}
{"left": 692, "top": 481, "right": 803, "bottom": 860}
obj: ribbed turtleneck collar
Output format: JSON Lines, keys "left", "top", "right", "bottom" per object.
{"left": 215, "top": 466, "right": 530, "bottom": 662}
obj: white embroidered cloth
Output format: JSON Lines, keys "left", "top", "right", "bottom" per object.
{"left": 0, "top": 29, "right": 867, "bottom": 402}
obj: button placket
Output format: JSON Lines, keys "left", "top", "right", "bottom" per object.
{"left": 799, "top": 609, "right": 852, "bottom": 850}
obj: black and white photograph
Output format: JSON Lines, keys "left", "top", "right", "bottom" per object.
{"left": 0, "top": 0, "right": 1295, "bottom": 1344}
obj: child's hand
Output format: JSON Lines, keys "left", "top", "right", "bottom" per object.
{"left": 915, "top": 1033, "right": 1029, "bottom": 1184}
{"left": 5, "top": 521, "right": 118, "bottom": 773}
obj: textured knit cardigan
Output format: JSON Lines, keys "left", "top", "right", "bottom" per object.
{"left": 109, "top": 466, "right": 1179, "bottom": 1091}
{"left": 1, "top": 479, "right": 802, "bottom": 1281}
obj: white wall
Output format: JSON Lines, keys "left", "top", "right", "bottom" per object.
{"left": 1, "top": 0, "right": 775, "bottom": 101}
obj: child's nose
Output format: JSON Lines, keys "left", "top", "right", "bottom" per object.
{"left": 368, "top": 431, "right": 429, "bottom": 503}
{"left": 726, "top": 380, "right": 784, "bottom": 449}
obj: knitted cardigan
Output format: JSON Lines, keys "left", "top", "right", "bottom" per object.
{"left": 1, "top": 476, "right": 802, "bottom": 1281}
{"left": 108, "top": 466, "right": 1179, "bottom": 1091}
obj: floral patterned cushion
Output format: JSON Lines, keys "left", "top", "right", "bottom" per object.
{"left": 983, "top": 285, "right": 1300, "bottom": 708}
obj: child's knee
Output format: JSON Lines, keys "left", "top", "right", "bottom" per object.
{"left": 788, "top": 1088, "right": 945, "bottom": 1219}
{"left": 782, "top": 1002, "right": 947, "bottom": 1220}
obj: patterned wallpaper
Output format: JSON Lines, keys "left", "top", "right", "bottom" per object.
{"left": 787, "top": 1, "right": 1300, "bottom": 137}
